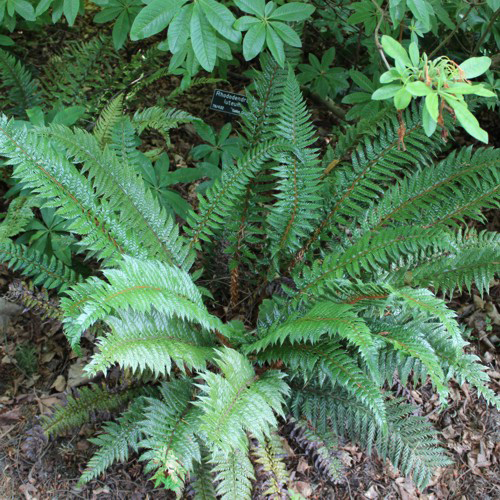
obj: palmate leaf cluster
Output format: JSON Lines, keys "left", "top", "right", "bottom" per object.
{"left": 0, "top": 57, "right": 498, "bottom": 497}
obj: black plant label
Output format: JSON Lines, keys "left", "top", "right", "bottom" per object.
{"left": 210, "top": 89, "right": 248, "bottom": 116}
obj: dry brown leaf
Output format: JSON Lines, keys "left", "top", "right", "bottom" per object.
{"left": 51, "top": 374, "right": 66, "bottom": 392}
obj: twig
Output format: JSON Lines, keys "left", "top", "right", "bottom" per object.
{"left": 472, "top": 7, "right": 500, "bottom": 55}
{"left": 429, "top": 3, "right": 476, "bottom": 58}
{"left": 371, "top": 0, "right": 391, "bottom": 70}
{"left": 301, "top": 86, "right": 347, "bottom": 120}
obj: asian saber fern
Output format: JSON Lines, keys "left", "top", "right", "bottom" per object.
{"left": 0, "top": 60, "right": 498, "bottom": 496}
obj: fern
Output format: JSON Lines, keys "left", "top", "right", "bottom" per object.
{"left": 196, "top": 348, "right": 289, "bottom": 453}
{"left": 93, "top": 94, "right": 124, "bottom": 147}
{"left": 290, "top": 418, "right": 343, "bottom": 482}
{"left": 0, "top": 240, "right": 82, "bottom": 291}
{"left": 42, "top": 385, "right": 142, "bottom": 437}
{"left": 77, "top": 398, "right": 147, "bottom": 486}
{"left": 0, "top": 49, "right": 40, "bottom": 116}
{"left": 267, "top": 68, "right": 322, "bottom": 264}
{"left": 2, "top": 61, "right": 498, "bottom": 495}
{"left": 211, "top": 447, "right": 255, "bottom": 500}
{"left": 252, "top": 432, "right": 290, "bottom": 497}
{"left": 45, "top": 123, "right": 193, "bottom": 269}
{"left": 139, "top": 379, "right": 201, "bottom": 492}
{"left": 133, "top": 106, "right": 199, "bottom": 145}
{"left": 0, "top": 116, "right": 143, "bottom": 262}
{"left": 291, "top": 387, "right": 452, "bottom": 489}
{"left": 41, "top": 36, "right": 113, "bottom": 111}
{"left": 61, "top": 256, "right": 226, "bottom": 348}
{"left": 0, "top": 196, "right": 34, "bottom": 240}
{"left": 86, "top": 310, "right": 216, "bottom": 376}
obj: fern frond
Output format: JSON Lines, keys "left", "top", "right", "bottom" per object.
{"left": 390, "top": 288, "right": 464, "bottom": 352}
{"left": 86, "top": 310, "right": 216, "bottom": 376}
{"left": 61, "top": 256, "right": 226, "bottom": 349}
{"left": 0, "top": 48, "right": 40, "bottom": 116}
{"left": 367, "top": 318, "right": 447, "bottom": 397}
{"left": 45, "top": 124, "right": 193, "bottom": 268}
{"left": 293, "top": 106, "right": 447, "bottom": 266}
{"left": 77, "top": 397, "right": 146, "bottom": 486}
{"left": 364, "top": 147, "right": 500, "bottom": 231}
{"left": 93, "top": 94, "right": 124, "bottom": 146}
{"left": 258, "top": 340, "right": 386, "bottom": 427}
{"left": 7, "top": 279, "right": 63, "bottom": 320}
{"left": 0, "top": 116, "right": 143, "bottom": 262}
{"left": 42, "top": 384, "right": 142, "bottom": 437}
{"left": 291, "top": 387, "right": 451, "bottom": 489}
{"left": 41, "top": 36, "right": 111, "bottom": 109}
{"left": 133, "top": 106, "right": 198, "bottom": 145}
{"left": 293, "top": 227, "right": 451, "bottom": 300}
{"left": 267, "top": 68, "right": 322, "bottom": 262}
{"left": 196, "top": 348, "right": 289, "bottom": 453}
{"left": 252, "top": 432, "right": 289, "bottom": 497}
{"left": 211, "top": 447, "right": 255, "bottom": 500}
{"left": 191, "top": 447, "right": 217, "bottom": 500}
{"left": 187, "top": 139, "right": 292, "bottom": 248}
{"left": 240, "top": 55, "right": 287, "bottom": 143}
{"left": 139, "top": 379, "right": 201, "bottom": 492}
{"left": 0, "top": 196, "right": 34, "bottom": 240}
{"left": 109, "top": 117, "right": 143, "bottom": 170}
{"left": 0, "top": 240, "right": 82, "bottom": 291}
{"left": 290, "top": 418, "right": 343, "bottom": 482}
{"left": 449, "top": 353, "right": 500, "bottom": 409}
{"left": 248, "top": 302, "right": 378, "bottom": 375}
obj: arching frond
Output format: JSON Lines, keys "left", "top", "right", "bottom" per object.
{"left": 196, "top": 348, "right": 289, "bottom": 453}
{"left": 61, "top": 256, "right": 226, "bottom": 348}
{"left": 78, "top": 398, "right": 146, "bottom": 486}
{"left": 45, "top": 124, "right": 193, "bottom": 268}
{"left": 86, "top": 311, "right": 216, "bottom": 376}
{"left": 139, "top": 379, "right": 201, "bottom": 492}
{"left": 0, "top": 240, "right": 82, "bottom": 291}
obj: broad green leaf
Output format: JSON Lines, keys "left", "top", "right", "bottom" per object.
{"left": 233, "top": 0, "right": 265, "bottom": 17}
{"left": 52, "top": 106, "right": 86, "bottom": 126}
{"left": 26, "top": 107, "right": 45, "bottom": 126}
{"left": 445, "top": 98, "right": 488, "bottom": 143}
{"left": 269, "top": 2, "right": 315, "bottom": 21}
{"left": 270, "top": 21, "right": 301, "bottom": 47}
{"left": 406, "top": 81, "right": 432, "bottom": 96}
{"left": 350, "top": 69, "right": 375, "bottom": 92}
{"left": 407, "top": 0, "right": 432, "bottom": 31}
{"left": 168, "top": 5, "right": 192, "bottom": 53}
{"left": 425, "top": 92, "right": 438, "bottom": 121}
{"left": 190, "top": 4, "right": 217, "bottom": 71}
{"left": 242, "top": 21, "right": 266, "bottom": 61}
{"left": 421, "top": 103, "right": 437, "bottom": 136}
{"left": 266, "top": 25, "right": 285, "bottom": 67}
{"left": 380, "top": 69, "right": 401, "bottom": 83}
{"left": 381, "top": 35, "right": 412, "bottom": 67}
{"left": 233, "top": 15, "right": 260, "bottom": 30}
{"left": 342, "top": 92, "right": 371, "bottom": 104}
{"left": 459, "top": 57, "right": 492, "bottom": 79}
{"left": 63, "top": 0, "right": 79, "bottom": 25}
{"left": 15, "top": 0, "right": 36, "bottom": 20}
{"left": 36, "top": 0, "right": 52, "bottom": 16}
{"left": 371, "top": 84, "right": 402, "bottom": 100}
{"left": 394, "top": 87, "right": 412, "bottom": 109}
{"left": 445, "top": 83, "right": 496, "bottom": 97}
{"left": 409, "top": 42, "right": 419, "bottom": 66}
{"left": 112, "top": 10, "right": 130, "bottom": 49}
{"left": 199, "top": 0, "right": 241, "bottom": 43}
{"left": 130, "top": 0, "right": 182, "bottom": 40}
{"left": 0, "top": 35, "right": 14, "bottom": 46}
